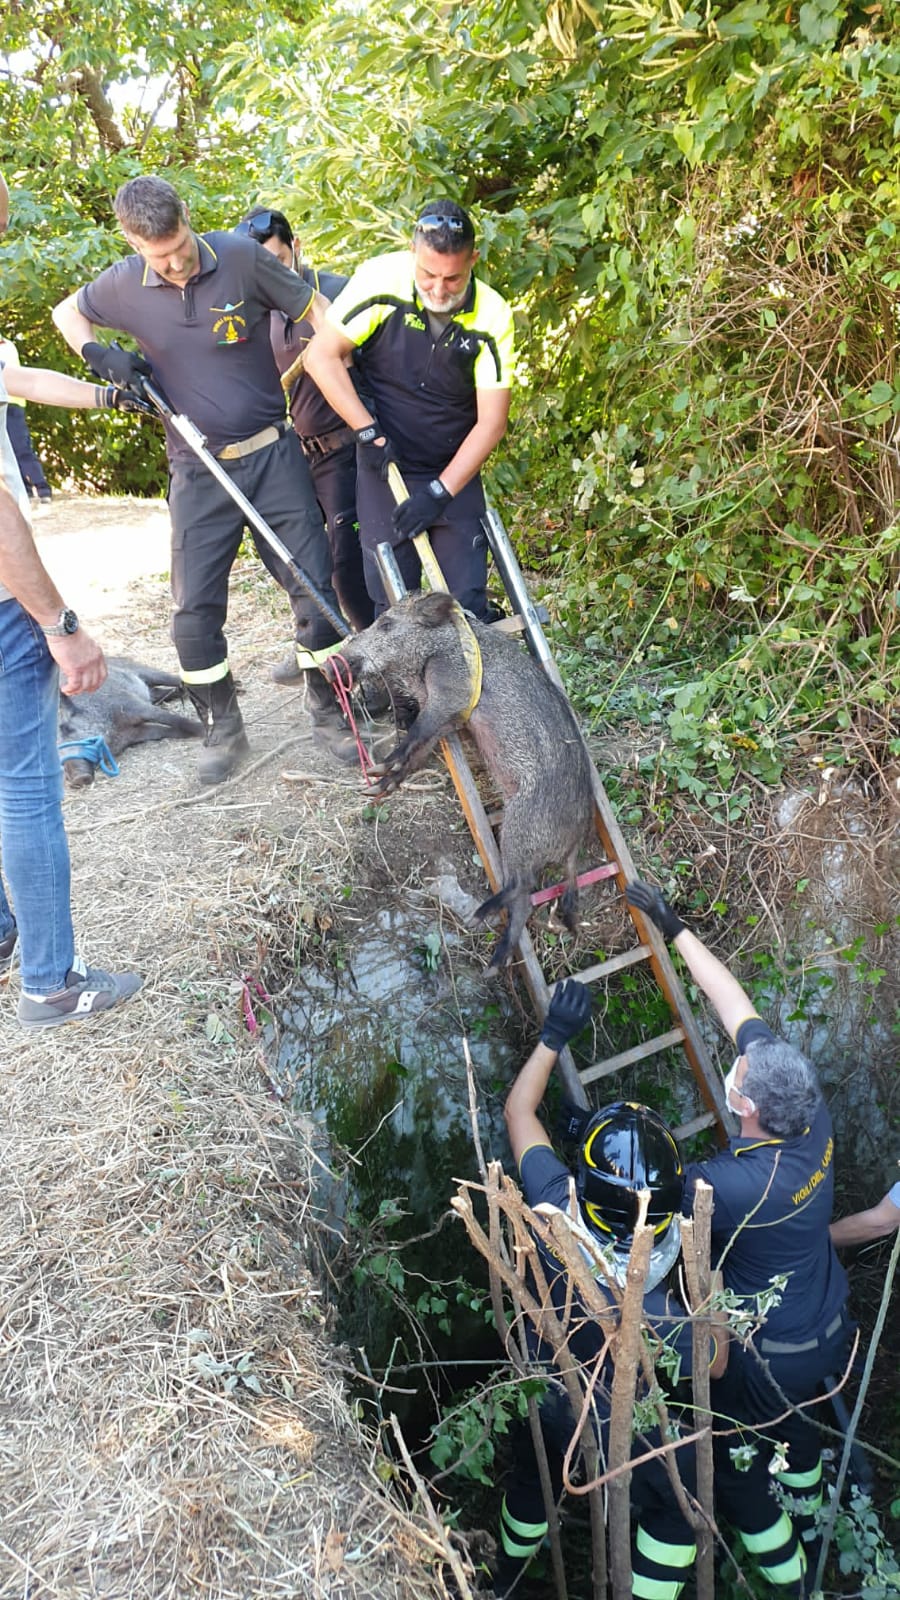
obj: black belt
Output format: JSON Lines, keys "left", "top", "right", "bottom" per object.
{"left": 758, "top": 1308, "right": 848, "bottom": 1356}
{"left": 298, "top": 426, "right": 355, "bottom": 460}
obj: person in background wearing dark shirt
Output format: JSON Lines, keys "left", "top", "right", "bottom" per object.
{"left": 626, "top": 881, "right": 852, "bottom": 1551}
{"left": 499, "top": 979, "right": 806, "bottom": 1599}
{"left": 51, "top": 175, "right": 357, "bottom": 783}
{"left": 233, "top": 207, "right": 373, "bottom": 675}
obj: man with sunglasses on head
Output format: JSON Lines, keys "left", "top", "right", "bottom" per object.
{"left": 626, "top": 880, "right": 852, "bottom": 1561}
{"left": 305, "top": 200, "right": 515, "bottom": 619}
{"left": 233, "top": 207, "right": 373, "bottom": 669}
{"left": 52, "top": 175, "right": 358, "bottom": 783}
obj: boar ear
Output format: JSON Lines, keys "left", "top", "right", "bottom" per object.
{"left": 416, "top": 591, "right": 456, "bottom": 629}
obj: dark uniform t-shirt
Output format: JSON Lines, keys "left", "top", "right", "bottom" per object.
{"left": 269, "top": 265, "right": 350, "bottom": 441}
{"left": 685, "top": 1017, "right": 848, "bottom": 1343}
{"left": 78, "top": 232, "right": 313, "bottom": 463}
{"left": 326, "top": 249, "right": 515, "bottom": 474}
{"left": 519, "top": 1143, "right": 702, "bottom": 1404}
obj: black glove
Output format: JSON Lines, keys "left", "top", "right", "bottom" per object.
{"left": 555, "top": 1097, "right": 592, "bottom": 1147}
{"left": 626, "top": 880, "right": 686, "bottom": 942}
{"left": 392, "top": 478, "right": 452, "bottom": 542}
{"left": 82, "top": 340, "right": 152, "bottom": 391}
{"left": 102, "top": 386, "right": 157, "bottom": 419}
{"left": 540, "top": 978, "right": 592, "bottom": 1054}
{"left": 355, "top": 422, "right": 396, "bottom": 479}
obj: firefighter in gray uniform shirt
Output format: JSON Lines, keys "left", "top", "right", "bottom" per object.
{"left": 52, "top": 174, "right": 356, "bottom": 783}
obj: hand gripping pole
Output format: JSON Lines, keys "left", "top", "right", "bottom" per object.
{"left": 140, "top": 376, "right": 350, "bottom": 641}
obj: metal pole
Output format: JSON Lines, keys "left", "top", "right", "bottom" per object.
{"left": 481, "top": 499, "right": 563, "bottom": 686}
{"left": 141, "top": 378, "right": 350, "bottom": 641}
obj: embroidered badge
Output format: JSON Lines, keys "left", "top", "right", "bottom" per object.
{"left": 211, "top": 302, "right": 247, "bottom": 344}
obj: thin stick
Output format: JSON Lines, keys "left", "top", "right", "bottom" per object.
{"left": 813, "top": 1222, "right": 900, "bottom": 1591}
{"left": 388, "top": 1413, "right": 475, "bottom": 1600}
{"left": 680, "top": 1182, "right": 715, "bottom": 1600}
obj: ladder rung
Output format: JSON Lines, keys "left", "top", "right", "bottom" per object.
{"left": 580, "top": 1027, "right": 686, "bottom": 1087}
{"left": 572, "top": 944, "right": 652, "bottom": 984}
{"left": 530, "top": 860, "right": 619, "bottom": 908}
{"left": 672, "top": 1111, "right": 718, "bottom": 1141}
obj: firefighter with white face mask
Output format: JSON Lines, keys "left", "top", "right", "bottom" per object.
{"left": 627, "top": 881, "right": 852, "bottom": 1565}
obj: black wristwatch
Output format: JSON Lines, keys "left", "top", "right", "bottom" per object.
{"left": 42, "top": 608, "right": 79, "bottom": 637}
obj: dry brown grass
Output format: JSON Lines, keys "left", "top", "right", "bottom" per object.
{"left": 0, "top": 499, "right": 466, "bottom": 1600}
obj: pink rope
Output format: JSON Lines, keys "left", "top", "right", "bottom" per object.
{"left": 327, "top": 655, "right": 376, "bottom": 784}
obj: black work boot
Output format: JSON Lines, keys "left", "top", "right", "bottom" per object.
{"left": 270, "top": 651, "right": 303, "bottom": 686}
{"left": 187, "top": 671, "right": 250, "bottom": 785}
{"left": 304, "top": 670, "right": 362, "bottom": 766}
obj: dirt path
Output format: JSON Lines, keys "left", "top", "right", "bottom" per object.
{"left": 0, "top": 496, "right": 457, "bottom": 1600}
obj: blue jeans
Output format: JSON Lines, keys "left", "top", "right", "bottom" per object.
{"left": 0, "top": 598, "right": 74, "bottom": 993}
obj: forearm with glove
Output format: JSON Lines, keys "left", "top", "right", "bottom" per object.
{"left": 626, "top": 880, "right": 755, "bottom": 1041}
{"left": 505, "top": 979, "right": 593, "bottom": 1165}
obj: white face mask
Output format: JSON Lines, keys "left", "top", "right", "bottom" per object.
{"left": 723, "top": 1057, "right": 756, "bottom": 1116}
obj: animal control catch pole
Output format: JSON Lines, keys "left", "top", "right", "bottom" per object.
{"left": 139, "top": 376, "right": 351, "bottom": 641}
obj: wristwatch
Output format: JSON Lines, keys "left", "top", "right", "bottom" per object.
{"left": 42, "top": 608, "right": 79, "bottom": 637}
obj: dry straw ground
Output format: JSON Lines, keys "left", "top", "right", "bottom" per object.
{"left": 0, "top": 496, "right": 460, "bottom": 1600}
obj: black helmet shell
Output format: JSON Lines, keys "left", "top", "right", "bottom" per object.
{"left": 576, "top": 1101, "right": 684, "bottom": 1244}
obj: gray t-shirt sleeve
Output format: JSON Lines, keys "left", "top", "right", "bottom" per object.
{"left": 253, "top": 246, "right": 314, "bottom": 320}
{"left": 889, "top": 1179, "right": 900, "bottom": 1209}
{"left": 78, "top": 266, "right": 128, "bottom": 333}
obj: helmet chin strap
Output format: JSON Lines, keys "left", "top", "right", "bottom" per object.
{"left": 608, "top": 1216, "right": 682, "bottom": 1293}
{"left": 534, "top": 1204, "right": 682, "bottom": 1295}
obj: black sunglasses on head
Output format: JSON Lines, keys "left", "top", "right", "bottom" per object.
{"left": 415, "top": 213, "right": 466, "bottom": 233}
{"left": 234, "top": 211, "right": 276, "bottom": 241}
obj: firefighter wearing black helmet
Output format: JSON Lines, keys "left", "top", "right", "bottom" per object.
{"left": 496, "top": 979, "right": 808, "bottom": 1599}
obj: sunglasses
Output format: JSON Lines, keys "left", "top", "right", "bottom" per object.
{"left": 415, "top": 213, "right": 467, "bottom": 233}
{"left": 234, "top": 211, "right": 277, "bottom": 241}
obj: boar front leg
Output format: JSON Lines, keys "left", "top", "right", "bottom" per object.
{"left": 370, "top": 655, "right": 466, "bottom": 794}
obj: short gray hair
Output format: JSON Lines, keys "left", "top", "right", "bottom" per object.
{"left": 743, "top": 1037, "right": 821, "bottom": 1138}
{"left": 114, "top": 176, "right": 186, "bottom": 241}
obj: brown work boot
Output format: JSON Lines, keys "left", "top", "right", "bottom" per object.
{"left": 187, "top": 672, "right": 250, "bottom": 784}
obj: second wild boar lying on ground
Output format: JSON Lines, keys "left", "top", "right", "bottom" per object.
{"left": 328, "top": 591, "right": 595, "bottom": 967}
{"left": 59, "top": 658, "right": 203, "bottom": 788}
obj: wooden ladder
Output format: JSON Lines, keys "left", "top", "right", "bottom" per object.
{"left": 376, "top": 478, "right": 729, "bottom": 1145}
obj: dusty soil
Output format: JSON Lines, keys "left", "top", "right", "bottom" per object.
{"left": 0, "top": 494, "right": 481, "bottom": 1600}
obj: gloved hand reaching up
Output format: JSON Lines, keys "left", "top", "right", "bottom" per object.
{"left": 626, "top": 880, "right": 686, "bottom": 942}
{"left": 540, "top": 978, "right": 593, "bottom": 1054}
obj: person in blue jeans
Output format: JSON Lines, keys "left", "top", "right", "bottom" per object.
{"left": 0, "top": 356, "right": 145, "bottom": 1027}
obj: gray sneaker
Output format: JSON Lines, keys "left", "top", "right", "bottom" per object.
{"left": 18, "top": 954, "right": 142, "bottom": 1030}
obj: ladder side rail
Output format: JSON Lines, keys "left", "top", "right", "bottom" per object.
{"left": 482, "top": 504, "right": 729, "bottom": 1139}
{"left": 586, "top": 771, "right": 729, "bottom": 1134}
